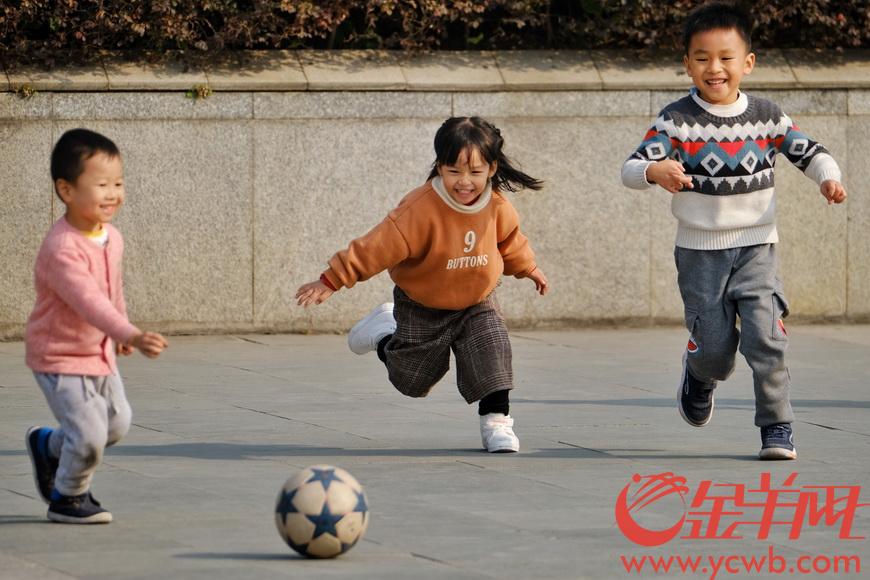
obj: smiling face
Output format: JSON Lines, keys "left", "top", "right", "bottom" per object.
{"left": 57, "top": 153, "right": 125, "bottom": 233}
{"left": 437, "top": 147, "right": 497, "bottom": 206}
{"left": 684, "top": 27, "right": 755, "bottom": 106}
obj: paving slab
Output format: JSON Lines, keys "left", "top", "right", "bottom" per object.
{"left": 205, "top": 51, "right": 307, "bottom": 91}
{"left": 0, "top": 327, "right": 868, "bottom": 579}
{"left": 104, "top": 58, "right": 208, "bottom": 91}
{"left": 785, "top": 49, "right": 870, "bottom": 88}
{"left": 740, "top": 49, "right": 797, "bottom": 89}
{"left": 401, "top": 51, "right": 504, "bottom": 91}
{"left": 494, "top": 51, "right": 601, "bottom": 90}
{"left": 299, "top": 50, "right": 405, "bottom": 91}
{"left": 590, "top": 50, "right": 690, "bottom": 90}
{"left": 6, "top": 65, "right": 109, "bottom": 92}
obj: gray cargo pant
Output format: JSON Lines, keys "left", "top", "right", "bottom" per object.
{"left": 382, "top": 286, "right": 513, "bottom": 403}
{"left": 675, "top": 244, "right": 794, "bottom": 427}
{"left": 33, "top": 372, "right": 132, "bottom": 496}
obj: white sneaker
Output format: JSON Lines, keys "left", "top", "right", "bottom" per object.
{"left": 348, "top": 303, "right": 396, "bottom": 355}
{"left": 480, "top": 413, "right": 520, "bottom": 453}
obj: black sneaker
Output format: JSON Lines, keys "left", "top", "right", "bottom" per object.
{"left": 677, "top": 352, "right": 716, "bottom": 427}
{"left": 47, "top": 492, "right": 113, "bottom": 524}
{"left": 25, "top": 426, "right": 59, "bottom": 504}
{"left": 759, "top": 423, "right": 797, "bottom": 460}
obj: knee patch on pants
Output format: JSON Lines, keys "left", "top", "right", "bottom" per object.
{"left": 685, "top": 309, "right": 738, "bottom": 381}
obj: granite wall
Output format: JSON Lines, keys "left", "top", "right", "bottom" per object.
{"left": 1, "top": 52, "right": 867, "bottom": 336}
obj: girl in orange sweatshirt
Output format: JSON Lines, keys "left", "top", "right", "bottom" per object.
{"left": 296, "top": 117, "right": 548, "bottom": 452}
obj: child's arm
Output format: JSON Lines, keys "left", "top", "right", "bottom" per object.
{"left": 621, "top": 113, "right": 692, "bottom": 193}
{"left": 778, "top": 116, "right": 847, "bottom": 205}
{"left": 295, "top": 217, "right": 409, "bottom": 308}
{"left": 113, "top": 258, "right": 167, "bottom": 358}
{"left": 820, "top": 179, "right": 847, "bottom": 205}
{"left": 497, "top": 201, "right": 547, "bottom": 296}
{"left": 48, "top": 247, "right": 141, "bottom": 346}
{"left": 48, "top": 248, "right": 169, "bottom": 358}
{"left": 296, "top": 276, "right": 335, "bottom": 307}
{"left": 646, "top": 161, "right": 694, "bottom": 194}
{"left": 527, "top": 266, "right": 549, "bottom": 296}
{"left": 118, "top": 332, "right": 168, "bottom": 357}
{"left": 127, "top": 332, "right": 168, "bottom": 358}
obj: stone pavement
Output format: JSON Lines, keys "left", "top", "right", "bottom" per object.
{"left": 1, "top": 326, "right": 868, "bottom": 579}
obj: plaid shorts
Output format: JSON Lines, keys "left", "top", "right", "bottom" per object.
{"left": 383, "top": 286, "right": 513, "bottom": 403}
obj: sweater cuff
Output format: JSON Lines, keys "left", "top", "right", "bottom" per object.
{"left": 806, "top": 153, "right": 842, "bottom": 186}
{"left": 320, "top": 272, "right": 339, "bottom": 292}
{"left": 121, "top": 324, "right": 141, "bottom": 346}
{"left": 621, "top": 159, "right": 654, "bottom": 190}
{"left": 513, "top": 263, "right": 537, "bottom": 279}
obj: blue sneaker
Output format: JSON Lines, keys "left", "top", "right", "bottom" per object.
{"left": 47, "top": 492, "right": 112, "bottom": 524}
{"left": 677, "top": 353, "right": 716, "bottom": 427}
{"left": 25, "top": 426, "right": 59, "bottom": 504}
{"left": 759, "top": 423, "right": 797, "bottom": 460}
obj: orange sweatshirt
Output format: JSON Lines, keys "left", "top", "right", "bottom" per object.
{"left": 322, "top": 177, "right": 536, "bottom": 310}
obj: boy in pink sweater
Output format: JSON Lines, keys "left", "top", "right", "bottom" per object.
{"left": 25, "top": 128, "right": 168, "bottom": 524}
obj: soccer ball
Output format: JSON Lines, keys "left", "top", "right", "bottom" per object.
{"left": 275, "top": 465, "right": 369, "bottom": 558}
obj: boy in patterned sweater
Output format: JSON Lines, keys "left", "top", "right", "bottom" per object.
{"left": 621, "top": 2, "right": 847, "bottom": 460}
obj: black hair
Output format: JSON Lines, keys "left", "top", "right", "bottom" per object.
{"left": 427, "top": 117, "right": 543, "bottom": 193}
{"left": 682, "top": 1, "right": 752, "bottom": 55}
{"left": 50, "top": 128, "right": 121, "bottom": 199}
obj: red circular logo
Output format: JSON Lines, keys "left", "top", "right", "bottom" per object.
{"left": 615, "top": 473, "right": 690, "bottom": 547}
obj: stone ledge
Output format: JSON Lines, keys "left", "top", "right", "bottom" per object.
{"left": 2, "top": 50, "right": 869, "bottom": 92}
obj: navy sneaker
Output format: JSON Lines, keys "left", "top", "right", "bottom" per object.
{"left": 48, "top": 491, "right": 112, "bottom": 524}
{"left": 759, "top": 423, "right": 797, "bottom": 460}
{"left": 25, "top": 426, "right": 59, "bottom": 504}
{"left": 677, "top": 353, "right": 716, "bottom": 427}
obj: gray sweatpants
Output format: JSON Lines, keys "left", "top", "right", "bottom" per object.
{"left": 675, "top": 244, "right": 794, "bottom": 427}
{"left": 33, "top": 372, "right": 132, "bottom": 496}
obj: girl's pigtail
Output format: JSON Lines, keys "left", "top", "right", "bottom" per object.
{"left": 493, "top": 155, "right": 544, "bottom": 192}
{"left": 486, "top": 121, "right": 543, "bottom": 193}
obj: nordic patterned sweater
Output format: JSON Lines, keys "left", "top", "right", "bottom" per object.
{"left": 621, "top": 90, "right": 841, "bottom": 250}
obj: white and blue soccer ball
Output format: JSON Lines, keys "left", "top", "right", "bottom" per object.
{"left": 275, "top": 465, "right": 369, "bottom": 558}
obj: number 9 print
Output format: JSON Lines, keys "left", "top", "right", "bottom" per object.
{"left": 463, "top": 230, "right": 476, "bottom": 253}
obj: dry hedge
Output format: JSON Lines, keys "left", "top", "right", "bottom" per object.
{"left": 1, "top": 1, "right": 867, "bottom": 68}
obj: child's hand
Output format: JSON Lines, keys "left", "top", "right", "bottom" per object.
{"left": 129, "top": 332, "right": 168, "bottom": 359}
{"left": 647, "top": 160, "right": 694, "bottom": 194}
{"left": 296, "top": 280, "right": 334, "bottom": 307}
{"left": 116, "top": 342, "right": 134, "bottom": 356}
{"left": 820, "top": 180, "right": 847, "bottom": 205}
{"left": 528, "top": 267, "right": 549, "bottom": 296}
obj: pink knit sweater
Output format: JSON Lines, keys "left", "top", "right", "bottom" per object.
{"left": 25, "top": 217, "right": 140, "bottom": 375}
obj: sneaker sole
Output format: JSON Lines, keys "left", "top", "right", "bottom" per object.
{"left": 759, "top": 447, "right": 797, "bottom": 460}
{"left": 481, "top": 439, "right": 520, "bottom": 453}
{"left": 25, "top": 426, "right": 51, "bottom": 504}
{"left": 486, "top": 446, "right": 519, "bottom": 453}
{"left": 47, "top": 510, "right": 113, "bottom": 524}
{"left": 348, "top": 304, "right": 394, "bottom": 355}
{"left": 677, "top": 352, "right": 714, "bottom": 428}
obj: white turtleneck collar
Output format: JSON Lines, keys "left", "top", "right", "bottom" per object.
{"left": 690, "top": 87, "right": 748, "bottom": 118}
{"left": 431, "top": 176, "right": 492, "bottom": 214}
